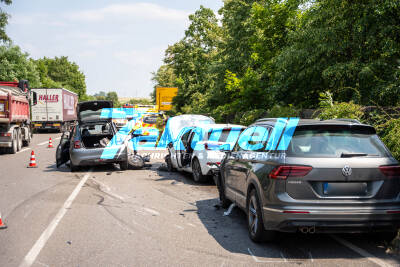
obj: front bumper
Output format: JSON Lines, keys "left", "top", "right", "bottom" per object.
{"left": 262, "top": 206, "right": 400, "bottom": 233}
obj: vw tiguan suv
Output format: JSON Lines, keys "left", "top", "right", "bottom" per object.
{"left": 219, "top": 118, "right": 400, "bottom": 242}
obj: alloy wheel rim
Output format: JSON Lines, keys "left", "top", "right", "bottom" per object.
{"left": 249, "top": 197, "right": 258, "bottom": 235}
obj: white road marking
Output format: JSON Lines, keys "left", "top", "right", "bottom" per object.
{"left": 19, "top": 171, "right": 92, "bottom": 267}
{"left": 37, "top": 137, "right": 60, "bottom": 146}
{"left": 247, "top": 248, "right": 290, "bottom": 263}
{"left": 186, "top": 223, "right": 196, "bottom": 227}
{"left": 17, "top": 148, "right": 31, "bottom": 154}
{"left": 37, "top": 141, "right": 49, "bottom": 146}
{"left": 331, "top": 235, "right": 393, "bottom": 267}
{"left": 143, "top": 207, "right": 160, "bottom": 216}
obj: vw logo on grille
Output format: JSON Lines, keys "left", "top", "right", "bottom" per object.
{"left": 342, "top": 165, "right": 352, "bottom": 177}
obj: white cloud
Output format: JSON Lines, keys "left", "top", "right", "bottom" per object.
{"left": 67, "top": 3, "right": 190, "bottom": 23}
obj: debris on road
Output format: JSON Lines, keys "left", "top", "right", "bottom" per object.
{"left": 0, "top": 212, "right": 7, "bottom": 229}
{"left": 223, "top": 203, "right": 236, "bottom": 216}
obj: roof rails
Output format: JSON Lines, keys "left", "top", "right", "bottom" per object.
{"left": 328, "top": 119, "right": 361, "bottom": 124}
{"left": 255, "top": 118, "right": 278, "bottom": 123}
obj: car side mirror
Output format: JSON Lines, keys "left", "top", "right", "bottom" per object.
{"left": 31, "top": 91, "right": 37, "bottom": 106}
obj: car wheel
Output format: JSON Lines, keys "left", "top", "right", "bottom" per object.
{"left": 166, "top": 154, "right": 176, "bottom": 172}
{"left": 120, "top": 160, "right": 129, "bottom": 171}
{"left": 247, "top": 189, "right": 275, "bottom": 243}
{"left": 9, "top": 129, "right": 18, "bottom": 154}
{"left": 192, "top": 157, "right": 206, "bottom": 182}
{"left": 216, "top": 173, "right": 231, "bottom": 208}
{"left": 17, "top": 128, "right": 22, "bottom": 151}
{"left": 70, "top": 160, "right": 79, "bottom": 172}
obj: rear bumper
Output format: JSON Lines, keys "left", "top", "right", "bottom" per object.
{"left": 70, "top": 147, "right": 127, "bottom": 166}
{"left": 262, "top": 206, "right": 400, "bottom": 233}
{"left": 0, "top": 141, "right": 11, "bottom": 147}
{"left": 32, "top": 122, "right": 62, "bottom": 130}
{"left": 0, "top": 136, "right": 12, "bottom": 147}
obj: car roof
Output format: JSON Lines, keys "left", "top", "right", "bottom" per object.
{"left": 252, "top": 118, "right": 372, "bottom": 127}
{"left": 194, "top": 123, "right": 244, "bottom": 130}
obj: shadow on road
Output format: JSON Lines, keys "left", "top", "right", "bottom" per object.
{"left": 194, "top": 198, "right": 398, "bottom": 263}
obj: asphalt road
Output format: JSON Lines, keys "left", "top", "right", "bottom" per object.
{"left": 0, "top": 132, "right": 399, "bottom": 267}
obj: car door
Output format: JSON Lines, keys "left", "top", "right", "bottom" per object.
{"left": 177, "top": 129, "right": 193, "bottom": 168}
{"left": 56, "top": 126, "right": 74, "bottom": 167}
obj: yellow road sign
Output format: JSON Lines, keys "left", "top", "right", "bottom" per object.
{"left": 156, "top": 87, "right": 178, "bottom": 111}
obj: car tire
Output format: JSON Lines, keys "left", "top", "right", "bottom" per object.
{"left": 216, "top": 174, "right": 231, "bottom": 208}
{"left": 17, "top": 128, "right": 22, "bottom": 151}
{"left": 120, "top": 161, "right": 129, "bottom": 171}
{"left": 247, "top": 189, "right": 276, "bottom": 243}
{"left": 166, "top": 154, "right": 176, "bottom": 172}
{"left": 192, "top": 157, "right": 206, "bottom": 182}
{"left": 70, "top": 160, "right": 79, "bottom": 172}
{"left": 8, "top": 129, "right": 18, "bottom": 154}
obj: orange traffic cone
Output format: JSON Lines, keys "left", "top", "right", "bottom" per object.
{"left": 0, "top": 212, "right": 7, "bottom": 229}
{"left": 27, "top": 150, "right": 38, "bottom": 168}
{"left": 48, "top": 137, "right": 53, "bottom": 148}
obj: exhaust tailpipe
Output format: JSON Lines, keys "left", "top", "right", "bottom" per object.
{"left": 309, "top": 226, "right": 316, "bottom": 234}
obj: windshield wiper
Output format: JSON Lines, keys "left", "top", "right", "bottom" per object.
{"left": 340, "top": 153, "right": 371, "bottom": 158}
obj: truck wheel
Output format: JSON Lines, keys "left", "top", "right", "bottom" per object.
{"left": 8, "top": 129, "right": 18, "bottom": 154}
{"left": 17, "top": 128, "right": 22, "bottom": 151}
{"left": 23, "top": 128, "right": 31, "bottom": 146}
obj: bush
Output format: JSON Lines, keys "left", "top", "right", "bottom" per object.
{"left": 380, "top": 118, "right": 400, "bottom": 161}
{"left": 318, "top": 101, "right": 364, "bottom": 121}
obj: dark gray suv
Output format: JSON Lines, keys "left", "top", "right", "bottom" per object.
{"left": 219, "top": 118, "right": 400, "bottom": 242}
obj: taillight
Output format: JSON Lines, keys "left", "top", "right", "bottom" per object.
{"left": 379, "top": 165, "right": 400, "bottom": 178}
{"left": 74, "top": 141, "right": 81, "bottom": 149}
{"left": 0, "top": 133, "right": 11, "bottom": 137}
{"left": 269, "top": 165, "right": 313, "bottom": 180}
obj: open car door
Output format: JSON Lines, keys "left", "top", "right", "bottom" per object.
{"left": 56, "top": 127, "right": 73, "bottom": 168}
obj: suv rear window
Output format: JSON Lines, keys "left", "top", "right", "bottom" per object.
{"left": 286, "top": 125, "right": 389, "bottom": 158}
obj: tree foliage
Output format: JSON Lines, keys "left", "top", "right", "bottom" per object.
{"left": 0, "top": 0, "right": 12, "bottom": 43}
{"left": 154, "top": 0, "right": 400, "bottom": 123}
{"left": 0, "top": 44, "right": 40, "bottom": 87}
{"left": 33, "top": 56, "right": 87, "bottom": 100}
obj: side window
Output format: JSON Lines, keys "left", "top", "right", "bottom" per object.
{"left": 234, "top": 126, "right": 270, "bottom": 152}
{"left": 181, "top": 130, "right": 192, "bottom": 148}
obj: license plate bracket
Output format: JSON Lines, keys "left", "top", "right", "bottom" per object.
{"left": 323, "top": 182, "right": 368, "bottom": 196}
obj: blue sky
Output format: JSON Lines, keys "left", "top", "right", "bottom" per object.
{"left": 5, "top": 0, "right": 223, "bottom": 98}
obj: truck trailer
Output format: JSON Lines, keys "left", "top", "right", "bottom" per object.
{"left": 0, "top": 80, "right": 36, "bottom": 154}
{"left": 31, "top": 88, "right": 78, "bottom": 132}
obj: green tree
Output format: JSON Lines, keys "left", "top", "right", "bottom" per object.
{"left": 0, "top": 44, "right": 40, "bottom": 86}
{"left": 106, "top": 91, "right": 120, "bottom": 107}
{"left": 163, "top": 6, "right": 221, "bottom": 114}
{"left": 0, "top": 0, "right": 12, "bottom": 42}
{"left": 33, "top": 56, "right": 87, "bottom": 100}
{"left": 151, "top": 64, "right": 176, "bottom": 103}
{"left": 274, "top": 0, "right": 400, "bottom": 107}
